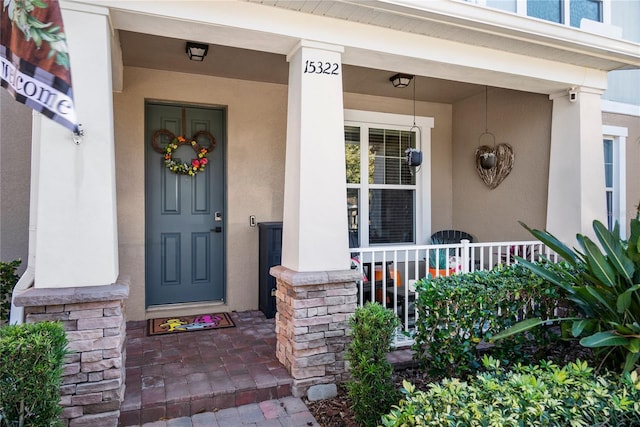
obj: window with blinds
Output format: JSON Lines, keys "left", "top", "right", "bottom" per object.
{"left": 345, "top": 124, "right": 417, "bottom": 247}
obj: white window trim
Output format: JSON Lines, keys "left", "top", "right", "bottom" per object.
{"left": 602, "top": 100, "right": 640, "bottom": 117}
{"left": 603, "top": 124, "right": 627, "bottom": 236}
{"left": 344, "top": 109, "right": 434, "bottom": 247}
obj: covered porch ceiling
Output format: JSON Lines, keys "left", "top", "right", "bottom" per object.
{"left": 119, "top": 30, "right": 484, "bottom": 104}
{"left": 96, "top": 0, "right": 640, "bottom": 100}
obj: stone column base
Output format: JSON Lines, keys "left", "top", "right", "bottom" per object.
{"left": 13, "top": 277, "right": 129, "bottom": 427}
{"left": 270, "top": 266, "right": 359, "bottom": 398}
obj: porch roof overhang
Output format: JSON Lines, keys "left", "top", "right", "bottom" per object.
{"left": 70, "top": 0, "right": 640, "bottom": 96}
{"left": 266, "top": 0, "right": 640, "bottom": 71}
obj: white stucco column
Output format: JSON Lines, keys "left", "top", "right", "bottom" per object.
{"left": 33, "top": 3, "right": 118, "bottom": 287}
{"left": 281, "top": 40, "right": 350, "bottom": 272}
{"left": 546, "top": 87, "right": 606, "bottom": 244}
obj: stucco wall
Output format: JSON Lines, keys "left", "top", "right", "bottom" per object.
{"left": 114, "top": 67, "right": 287, "bottom": 321}
{"left": 452, "top": 88, "right": 552, "bottom": 242}
{"left": 0, "top": 90, "right": 31, "bottom": 275}
{"left": 115, "top": 67, "right": 558, "bottom": 320}
{"left": 114, "top": 68, "right": 456, "bottom": 320}
{"left": 603, "top": 111, "right": 640, "bottom": 225}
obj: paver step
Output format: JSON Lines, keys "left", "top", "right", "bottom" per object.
{"left": 118, "top": 312, "right": 293, "bottom": 426}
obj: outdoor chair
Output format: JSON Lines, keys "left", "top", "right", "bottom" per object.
{"left": 429, "top": 229, "right": 474, "bottom": 274}
{"left": 430, "top": 229, "right": 474, "bottom": 244}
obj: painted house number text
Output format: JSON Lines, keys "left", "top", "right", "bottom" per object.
{"left": 303, "top": 60, "right": 340, "bottom": 75}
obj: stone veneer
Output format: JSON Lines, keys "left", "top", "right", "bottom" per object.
{"left": 13, "top": 277, "right": 129, "bottom": 427}
{"left": 270, "top": 266, "right": 360, "bottom": 398}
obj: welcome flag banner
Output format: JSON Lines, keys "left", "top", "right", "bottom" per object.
{"left": 0, "top": 0, "right": 79, "bottom": 133}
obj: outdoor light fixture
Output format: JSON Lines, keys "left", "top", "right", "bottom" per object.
{"left": 186, "top": 42, "right": 209, "bottom": 61}
{"left": 389, "top": 73, "right": 413, "bottom": 88}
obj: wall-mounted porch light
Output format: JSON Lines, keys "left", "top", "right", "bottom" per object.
{"left": 389, "top": 73, "right": 413, "bottom": 88}
{"left": 186, "top": 42, "right": 209, "bottom": 62}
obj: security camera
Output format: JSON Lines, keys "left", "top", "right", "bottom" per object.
{"left": 568, "top": 88, "right": 578, "bottom": 103}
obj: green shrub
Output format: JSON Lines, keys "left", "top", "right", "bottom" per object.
{"left": 0, "top": 321, "right": 68, "bottom": 427}
{"left": 494, "top": 216, "right": 640, "bottom": 373}
{"left": 0, "top": 260, "right": 20, "bottom": 325}
{"left": 346, "top": 302, "right": 400, "bottom": 426}
{"left": 381, "top": 356, "right": 640, "bottom": 427}
{"left": 412, "top": 262, "right": 574, "bottom": 377}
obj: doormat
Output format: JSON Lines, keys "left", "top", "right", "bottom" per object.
{"left": 147, "top": 312, "right": 235, "bottom": 336}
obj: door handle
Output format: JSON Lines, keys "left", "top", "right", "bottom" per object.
{"left": 211, "top": 226, "right": 223, "bottom": 233}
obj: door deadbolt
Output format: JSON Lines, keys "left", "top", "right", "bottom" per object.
{"left": 214, "top": 212, "right": 223, "bottom": 221}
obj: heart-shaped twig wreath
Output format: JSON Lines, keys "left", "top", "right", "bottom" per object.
{"left": 475, "top": 144, "right": 514, "bottom": 189}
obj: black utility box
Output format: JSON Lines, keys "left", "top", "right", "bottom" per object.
{"left": 258, "top": 222, "right": 282, "bottom": 319}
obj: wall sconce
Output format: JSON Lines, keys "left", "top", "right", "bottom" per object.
{"left": 389, "top": 73, "right": 413, "bottom": 88}
{"left": 186, "top": 42, "right": 209, "bottom": 61}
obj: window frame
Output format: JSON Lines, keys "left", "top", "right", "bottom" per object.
{"left": 602, "top": 125, "right": 627, "bottom": 236}
{"left": 344, "top": 109, "right": 434, "bottom": 248}
{"left": 472, "top": 0, "right": 609, "bottom": 27}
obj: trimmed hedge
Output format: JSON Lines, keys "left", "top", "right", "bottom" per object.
{"left": 0, "top": 321, "right": 68, "bottom": 427}
{"left": 346, "top": 302, "right": 400, "bottom": 427}
{"left": 382, "top": 357, "right": 640, "bottom": 427}
{"left": 0, "top": 260, "right": 20, "bottom": 326}
{"left": 412, "top": 262, "right": 577, "bottom": 376}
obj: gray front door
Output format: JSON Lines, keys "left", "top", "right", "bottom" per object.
{"left": 145, "top": 102, "right": 225, "bottom": 306}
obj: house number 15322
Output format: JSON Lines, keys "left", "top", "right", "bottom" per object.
{"left": 303, "top": 60, "right": 340, "bottom": 75}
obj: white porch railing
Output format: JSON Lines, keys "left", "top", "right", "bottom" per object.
{"left": 350, "top": 240, "right": 559, "bottom": 348}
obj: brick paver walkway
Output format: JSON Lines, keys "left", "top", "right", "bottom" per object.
{"left": 119, "top": 311, "right": 300, "bottom": 426}
{"left": 133, "top": 397, "right": 318, "bottom": 427}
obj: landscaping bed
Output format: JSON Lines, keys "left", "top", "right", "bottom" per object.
{"left": 307, "top": 339, "right": 595, "bottom": 427}
{"left": 308, "top": 214, "right": 640, "bottom": 426}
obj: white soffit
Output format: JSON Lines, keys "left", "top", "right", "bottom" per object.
{"left": 251, "top": 0, "right": 640, "bottom": 71}
{"left": 81, "top": 0, "right": 638, "bottom": 92}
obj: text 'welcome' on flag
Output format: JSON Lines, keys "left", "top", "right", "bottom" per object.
{"left": 0, "top": 0, "right": 78, "bottom": 133}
